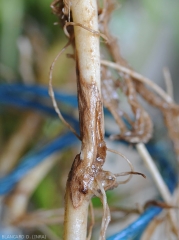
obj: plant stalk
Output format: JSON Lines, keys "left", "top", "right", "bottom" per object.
{"left": 64, "top": 0, "right": 104, "bottom": 239}
{"left": 64, "top": 185, "right": 90, "bottom": 240}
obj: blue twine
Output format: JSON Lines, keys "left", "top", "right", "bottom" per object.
{"left": 0, "top": 132, "right": 78, "bottom": 194}
{"left": 0, "top": 83, "right": 78, "bottom": 108}
{"left": 0, "top": 94, "right": 79, "bottom": 129}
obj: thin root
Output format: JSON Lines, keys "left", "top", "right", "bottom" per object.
{"left": 107, "top": 147, "right": 134, "bottom": 171}
{"left": 107, "top": 147, "right": 134, "bottom": 185}
{"left": 97, "top": 179, "right": 111, "bottom": 240}
{"left": 115, "top": 171, "right": 146, "bottom": 179}
{"left": 49, "top": 40, "right": 81, "bottom": 140}
{"left": 64, "top": 21, "right": 108, "bottom": 42}
{"left": 86, "top": 201, "right": 95, "bottom": 240}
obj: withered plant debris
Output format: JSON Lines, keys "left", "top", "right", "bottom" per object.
{"left": 100, "top": 0, "right": 179, "bottom": 159}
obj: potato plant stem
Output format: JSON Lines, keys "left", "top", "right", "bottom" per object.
{"left": 71, "top": 0, "right": 100, "bottom": 92}
{"left": 64, "top": 0, "right": 102, "bottom": 239}
{"left": 64, "top": 186, "right": 89, "bottom": 240}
